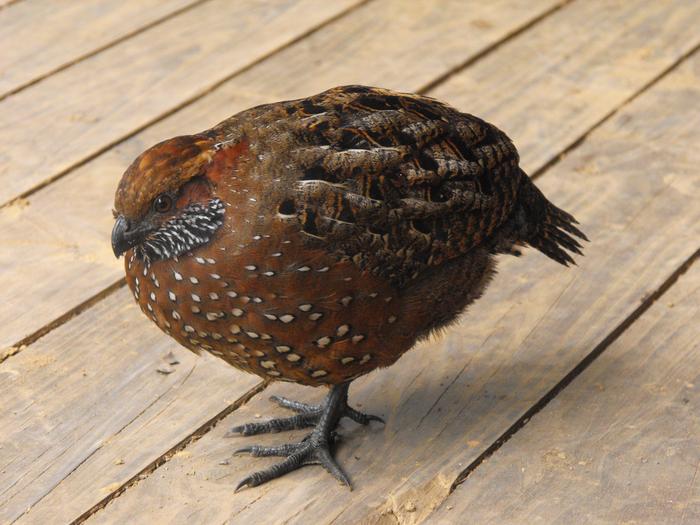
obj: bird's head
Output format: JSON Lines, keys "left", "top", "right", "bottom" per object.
{"left": 111, "top": 134, "right": 244, "bottom": 263}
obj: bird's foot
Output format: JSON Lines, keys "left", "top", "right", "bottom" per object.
{"left": 227, "top": 383, "right": 383, "bottom": 490}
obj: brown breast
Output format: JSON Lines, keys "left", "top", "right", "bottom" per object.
{"left": 125, "top": 207, "right": 413, "bottom": 386}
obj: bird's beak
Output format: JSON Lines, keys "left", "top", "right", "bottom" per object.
{"left": 111, "top": 215, "right": 132, "bottom": 258}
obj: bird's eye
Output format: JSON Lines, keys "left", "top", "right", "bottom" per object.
{"left": 153, "top": 194, "right": 173, "bottom": 213}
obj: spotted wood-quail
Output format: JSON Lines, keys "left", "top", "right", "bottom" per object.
{"left": 112, "top": 85, "right": 586, "bottom": 490}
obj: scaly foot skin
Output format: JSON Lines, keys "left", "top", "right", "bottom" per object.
{"left": 228, "top": 383, "right": 383, "bottom": 491}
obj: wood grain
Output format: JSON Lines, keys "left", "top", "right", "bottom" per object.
{"left": 87, "top": 39, "right": 700, "bottom": 525}
{"left": 430, "top": 0, "right": 700, "bottom": 175}
{"left": 0, "top": 287, "right": 260, "bottom": 524}
{"left": 430, "top": 260, "right": 700, "bottom": 525}
{"left": 0, "top": 0, "right": 563, "bottom": 349}
{"left": 0, "top": 0, "right": 361, "bottom": 205}
{"left": 0, "top": 0, "right": 198, "bottom": 98}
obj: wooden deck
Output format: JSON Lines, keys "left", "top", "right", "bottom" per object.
{"left": 1, "top": 1, "right": 699, "bottom": 523}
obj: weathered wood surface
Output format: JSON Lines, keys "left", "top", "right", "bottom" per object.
{"left": 0, "top": 0, "right": 198, "bottom": 98}
{"left": 0, "top": 0, "right": 361, "bottom": 205}
{"left": 430, "top": 0, "right": 700, "bottom": 175}
{"left": 430, "top": 259, "right": 700, "bottom": 525}
{"left": 86, "top": 26, "right": 700, "bottom": 525}
{"left": 0, "top": 1, "right": 565, "bottom": 522}
{"left": 1, "top": 0, "right": 699, "bottom": 523}
{"left": 0, "top": 0, "right": 563, "bottom": 350}
{"left": 0, "top": 288, "right": 261, "bottom": 525}
{"left": 5, "top": 0, "right": 697, "bottom": 357}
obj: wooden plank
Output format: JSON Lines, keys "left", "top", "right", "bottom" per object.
{"left": 86, "top": 32, "right": 700, "bottom": 525}
{"left": 0, "top": 0, "right": 361, "bottom": 205}
{"left": 0, "top": 0, "right": 198, "bottom": 98}
{"left": 0, "top": 0, "right": 564, "bottom": 348}
{"left": 429, "top": 0, "right": 700, "bottom": 174}
{"left": 0, "top": 287, "right": 260, "bottom": 524}
{"left": 429, "top": 259, "right": 700, "bottom": 525}
{"left": 0, "top": 1, "right": 564, "bottom": 522}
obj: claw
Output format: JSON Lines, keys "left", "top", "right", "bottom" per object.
{"left": 229, "top": 384, "right": 382, "bottom": 490}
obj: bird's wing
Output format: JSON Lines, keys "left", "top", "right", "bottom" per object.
{"left": 270, "top": 86, "right": 525, "bottom": 285}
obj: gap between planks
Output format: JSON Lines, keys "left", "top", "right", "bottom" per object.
{"left": 416, "top": 0, "right": 572, "bottom": 95}
{"left": 447, "top": 247, "right": 700, "bottom": 493}
{"left": 69, "top": 380, "right": 268, "bottom": 525}
{"left": 0, "top": 0, "right": 372, "bottom": 210}
{"left": 66, "top": 35, "right": 700, "bottom": 525}
{"left": 0, "top": 0, "right": 211, "bottom": 103}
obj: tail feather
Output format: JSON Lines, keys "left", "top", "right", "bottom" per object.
{"left": 516, "top": 175, "right": 588, "bottom": 266}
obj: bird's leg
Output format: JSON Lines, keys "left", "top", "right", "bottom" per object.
{"left": 229, "top": 383, "right": 383, "bottom": 491}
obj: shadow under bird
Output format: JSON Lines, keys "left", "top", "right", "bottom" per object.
{"left": 111, "top": 85, "right": 587, "bottom": 490}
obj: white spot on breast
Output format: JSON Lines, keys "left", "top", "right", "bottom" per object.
{"left": 245, "top": 265, "right": 256, "bottom": 271}
{"left": 309, "top": 312, "right": 323, "bottom": 321}
{"left": 230, "top": 324, "right": 241, "bottom": 334}
{"left": 266, "top": 370, "right": 281, "bottom": 377}
{"left": 172, "top": 311, "right": 181, "bottom": 320}
{"left": 184, "top": 325, "right": 195, "bottom": 333}
{"left": 206, "top": 312, "right": 224, "bottom": 321}
{"left": 275, "top": 345, "right": 291, "bottom": 353}
{"left": 209, "top": 292, "right": 219, "bottom": 300}
{"left": 206, "top": 258, "right": 216, "bottom": 264}
{"left": 264, "top": 313, "right": 278, "bottom": 321}
{"left": 135, "top": 277, "right": 140, "bottom": 286}
{"left": 279, "top": 314, "right": 295, "bottom": 323}
{"left": 226, "top": 291, "right": 238, "bottom": 298}
{"left": 263, "top": 271, "right": 275, "bottom": 276}
{"left": 149, "top": 292, "right": 156, "bottom": 301}
{"left": 261, "top": 333, "right": 272, "bottom": 340}
{"left": 253, "top": 297, "right": 263, "bottom": 304}
{"left": 298, "top": 304, "right": 312, "bottom": 312}
{"left": 336, "top": 324, "right": 350, "bottom": 337}
{"left": 352, "top": 335, "right": 365, "bottom": 344}
{"left": 190, "top": 276, "right": 199, "bottom": 284}
{"left": 316, "top": 336, "right": 331, "bottom": 348}
{"left": 212, "top": 332, "right": 223, "bottom": 340}
{"left": 286, "top": 353, "right": 301, "bottom": 362}
{"left": 271, "top": 252, "right": 282, "bottom": 257}
{"left": 298, "top": 266, "right": 310, "bottom": 272}
{"left": 231, "top": 308, "right": 244, "bottom": 317}
{"left": 246, "top": 331, "right": 259, "bottom": 339}
{"left": 210, "top": 273, "right": 221, "bottom": 280}
{"left": 360, "top": 354, "right": 371, "bottom": 364}
{"left": 195, "top": 257, "right": 206, "bottom": 264}
{"left": 343, "top": 277, "right": 352, "bottom": 282}
{"left": 191, "top": 305, "right": 201, "bottom": 314}
{"left": 311, "top": 370, "right": 328, "bottom": 378}
{"left": 317, "top": 266, "right": 329, "bottom": 272}
{"left": 341, "top": 357, "right": 355, "bottom": 365}
{"left": 340, "top": 296, "right": 353, "bottom": 307}
{"left": 174, "top": 271, "right": 183, "bottom": 281}
{"left": 253, "top": 235, "right": 262, "bottom": 240}
{"left": 147, "top": 303, "right": 153, "bottom": 312}
{"left": 369, "top": 292, "right": 378, "bottom": 298}
{"left": 384, "top": 297, "right": 393, "bottom": 303}
{"left": 261, "top": 360, "right": 276, "bottom": 369}
{"left": 168, "top": 291, "right": 176, "bottom": 302}
{"left": 388, "top": 315, "right": 397, "bottom": 324}
{"left": 191, "top": 293, "right": 201, "bottom": 302}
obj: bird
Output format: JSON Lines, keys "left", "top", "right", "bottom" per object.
{"left": 111, "top": 85, "right": 586, "bottom": 491}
